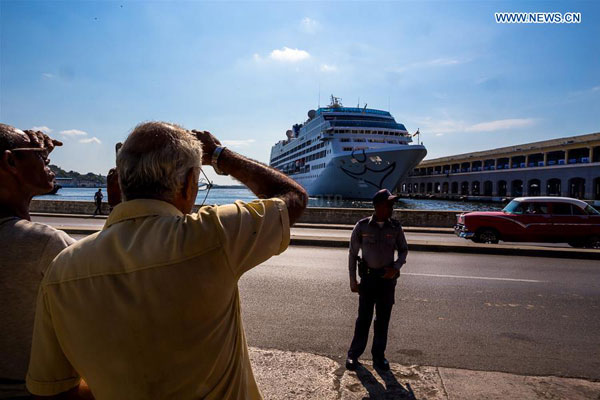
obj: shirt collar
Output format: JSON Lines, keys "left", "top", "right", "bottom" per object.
{"left": 104, "top": 199, "right": 184, "bottom": 229}
{"left": 368, "top": 215, "right": 391, "bottom": 227}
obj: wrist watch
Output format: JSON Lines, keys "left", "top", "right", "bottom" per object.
{"left": 211, "top": 146, "right": 228, "bottom": 176}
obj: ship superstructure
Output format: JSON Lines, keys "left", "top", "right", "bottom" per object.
{"left": 269, "top": 96, "right": 427, "bottom": 199}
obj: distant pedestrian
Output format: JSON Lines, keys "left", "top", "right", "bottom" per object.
{"left": 346, "top": 188, "right": 408, "bottom": 372}
{"left": 0, "top": 124, "right": 77, "bottom": 398}
{"left": 93, "top": 188, "right": 103, "bottom": 215}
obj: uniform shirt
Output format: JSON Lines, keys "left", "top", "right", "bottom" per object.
{"left": 26, "top": 198, "right": 289, "bottom": 400}
{"left": 0, "top": 217, "right": 74, "bottom": 399}
{"left": 348, "top": 216, "right": 408, "bottom": 279}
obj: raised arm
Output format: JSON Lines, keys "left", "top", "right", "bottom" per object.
{"left": 192, "top": 130, "right": 308, "bottom": 225}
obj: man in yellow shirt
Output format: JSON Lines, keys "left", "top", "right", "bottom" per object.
{"left": 26, "top": 122, "right": 308, "bottom": 399}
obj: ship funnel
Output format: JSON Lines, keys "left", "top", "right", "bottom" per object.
{"left": 286, "top": 130, "right": 294, "bottom": 139}
{"left": 307, "top": 109, "right": 316, "bottom": 119}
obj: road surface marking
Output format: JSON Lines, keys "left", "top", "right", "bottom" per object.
{"left": 402, "top": 272, "right": 545, "bottom": 283}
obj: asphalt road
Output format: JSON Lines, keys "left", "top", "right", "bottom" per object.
{"left": 238, "top": 246, "right": 600, "bottom": 380}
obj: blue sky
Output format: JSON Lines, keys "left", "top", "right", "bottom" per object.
{"left": 1, "top": 1, "right": 599, "bottom": 184}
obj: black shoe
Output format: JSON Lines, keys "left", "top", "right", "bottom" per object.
{"left": 373, "top": 358, "right": 390, "bottom": 371}
{"left": 345, "top": 357, "right": 360, "bottom": 371}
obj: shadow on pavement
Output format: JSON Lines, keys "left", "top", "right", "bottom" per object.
{"left": 355, "top": 364, "right": 417, "bottom": 399}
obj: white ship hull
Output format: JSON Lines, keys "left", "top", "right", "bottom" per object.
{"left": 293, "top": 145, "right": 427, "bottom": 199}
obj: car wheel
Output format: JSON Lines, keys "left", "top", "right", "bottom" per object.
{"left": 476, "top": 228, "right": 499, "bottom": 244}
{"left": 585, "top": 236, "right": 600, "bottom": 249}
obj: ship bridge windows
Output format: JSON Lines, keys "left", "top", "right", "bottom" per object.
{"left": 354, "top": 138, "right": 366, "bottom": 142}
{"left": 471, "top": 161, "right": 482, "bottom": 171}
{"left": 460, "top": 162, "right": 470, "bottom": 172}
{"left": 451, "top": 164, "right": 460, "bottom": 173}
{"left": 340, "top": 138, "right": 351, "bottom": 142}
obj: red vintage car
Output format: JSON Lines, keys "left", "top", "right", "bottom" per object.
{"left": 455, "top": 197, "right": 600, "bottom": 248}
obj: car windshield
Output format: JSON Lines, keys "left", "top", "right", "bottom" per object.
{"left": 585, "top": 205, "right": 600, "bottom": 215}
{"left": 502, "top": 200, "right": 522, "bottom": 214}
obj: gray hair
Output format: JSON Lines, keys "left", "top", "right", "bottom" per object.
{"left": 117, "top": 122, "right": 203, "bottom": 201}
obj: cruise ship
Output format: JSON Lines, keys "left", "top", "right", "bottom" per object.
{"left": 269, "top": 96, "right": 427, "bottom": 199}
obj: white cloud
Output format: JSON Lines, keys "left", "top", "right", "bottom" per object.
{"left": 32, "top": 126, "right": 52, "bottom": 134}
{"left": 465, "top": 118, "right": 536, "bottom": 132}
{"left": 592, "top": 85, "right": 600, "bottom": 92}
{"left": 320, "top": 64, "right": 337, "bottom": 72}
{"left": 42, "top": 73, "right": 54, "bottom": 79}
{"left": 79, "top": 137, "right": 101, "bottom": 144}
{"left": 269, "top": 47, "right": 310, "bottom": 63}
{"left": 221, "top": 139, "right": 255, "bottom": 148}
{"left": 61, "top": 129, "right": 88, "bottom": 137}
{"left": 300, "top": 17, "right": 319, "bottom": 34}
{"left": 253, "top": 53, "right": 262, "bottom": 62}
{"left": 415, "top": 117, "right": 536, "bottom": 135}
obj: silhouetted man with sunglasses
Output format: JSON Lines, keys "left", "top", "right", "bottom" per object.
{"left": 0, "top": 124, "right": 79, "bottom": 399}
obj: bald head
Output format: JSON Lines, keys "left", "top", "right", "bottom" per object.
{"left": 0, "top": 123, "right": 30, "bottom": 152}
{"left": 117, "top": 121, "right": 203, "bottom": 202}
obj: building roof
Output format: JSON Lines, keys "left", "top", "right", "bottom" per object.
{"left": 419, "top": 132, "right": 600, "bottom": 166}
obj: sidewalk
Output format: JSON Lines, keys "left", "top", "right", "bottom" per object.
{"left": 249, "top": 347, "right": 600, "bottom": 400}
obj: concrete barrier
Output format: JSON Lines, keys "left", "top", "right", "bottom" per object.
{"left": 30, "top": 200, "right": 461, "bottom": 227}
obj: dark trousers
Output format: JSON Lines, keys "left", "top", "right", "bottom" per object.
{"left": 348, "top": 275, "right": 396, "bottom": 360}
{"left": 93, "top": 201, "right": 102, "bottom": 215}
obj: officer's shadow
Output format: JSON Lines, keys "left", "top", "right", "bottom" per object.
{"left": 354, "top": 364, "right": 417, "bottom": 399}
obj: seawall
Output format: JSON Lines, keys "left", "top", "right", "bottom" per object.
{"left": 29, "top": 200, "right": 460, "bottom": 228}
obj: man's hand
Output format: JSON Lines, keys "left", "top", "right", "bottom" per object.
{"left": 191, "top": 130, "right": 221, "bottom": 165}
{"left": 23, "top": 130, "right": 62, "bottom": 154}
{"left": 350, "top": 280, "right": 359, "bottom": 293}
{"left": 107, "top": 168, "right": 121, "bottom": 207}
{"left": 383, "top": 267, "right": 399, "bottom": 280}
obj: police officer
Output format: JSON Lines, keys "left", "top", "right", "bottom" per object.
{"left": 346, "top": 188, "right": 408, "bottom": 371}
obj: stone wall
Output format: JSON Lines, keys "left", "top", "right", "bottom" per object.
{"left": 30, "top": 200, "right": 461, "bottom": 227}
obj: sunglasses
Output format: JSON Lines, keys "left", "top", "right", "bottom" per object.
{"left": 197, "top": 167, "right": 213, "bottom": 206}
{"left": 11, "top": 148, "right": 50, "bottom": 165}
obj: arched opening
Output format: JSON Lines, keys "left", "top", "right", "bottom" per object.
{"left": 594, "top": 178, "right": 600, "bottom": 200}
{"left": 434, "top": 182, "right": 441, "bottom": 194}
{"left": 528, "top": 179, "right": 541, "bottom": 196}
{"left": 511, "top": 180, "right": 523, "bottom": 197}
{"left": 568, "top": 178, "right": 585, "bottom": 199}
{"left": 547, "top": 178, "right": 561, "bottom": 196}
{"left": 497, "top": 180, "right": 507, "bottom": 197}
{"left": 483, "top": 181, "right": 493, "bottom": 196}
{"left": 413, "top": 183, "right": 419, "bottom": 193}
{"left": 442, "top": 182, "right": 449, "bottom": 194}
{"left": 460, "top": 181, "right": 469, "bottom": 195}
{"left": 471, "top": 181, "right": 480, "bottom": 195}
{"left": 451, "top": 182, "right": 458, "bottom": 194}
{"left": 419, "top": 183, "right": 425, "bottom": 193}
{"left": 426, "top": 182, "right": 433, "bottom": 193}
